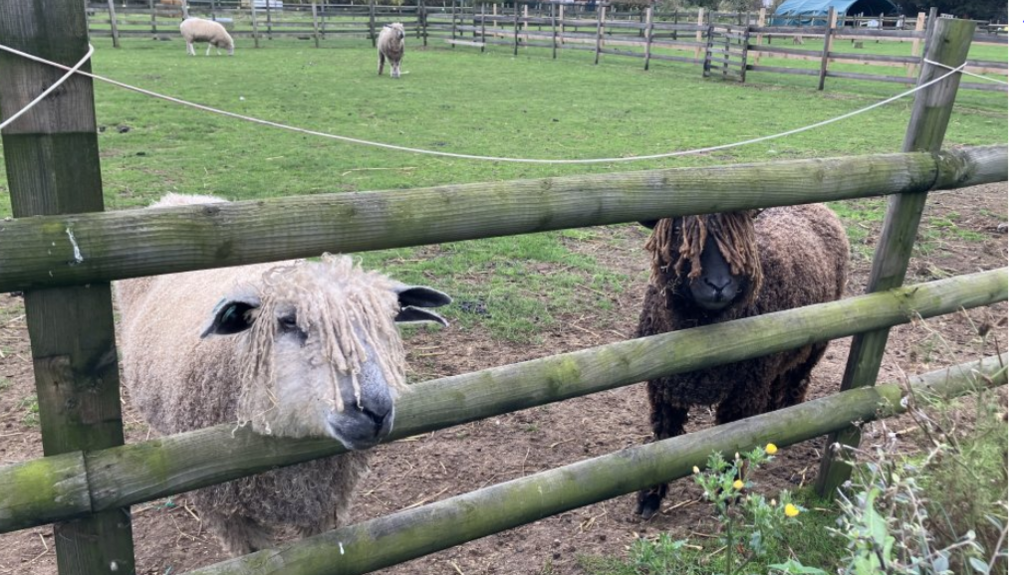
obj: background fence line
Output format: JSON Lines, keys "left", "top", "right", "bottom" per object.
{"left": 83, "top": 2, "right": 1008, "bottom": 92}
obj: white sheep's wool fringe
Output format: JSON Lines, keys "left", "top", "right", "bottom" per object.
{"left": 237, "top": 255, "right": 407, "bottom": 436}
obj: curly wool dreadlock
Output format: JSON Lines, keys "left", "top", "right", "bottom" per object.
{"left": 644, "top": 210, "right": 764, "bottom": 308}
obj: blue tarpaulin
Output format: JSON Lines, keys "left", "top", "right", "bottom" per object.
{"left": 771, "top": 0, "right": 901, "bottom": 26}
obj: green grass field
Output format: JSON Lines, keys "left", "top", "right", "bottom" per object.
{"left": 0, "top": 34, "right": 1007, "bottom": 338}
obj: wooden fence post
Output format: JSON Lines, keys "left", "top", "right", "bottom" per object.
{"left": 754, "top": 7, "right": 765, "bottom": 63}
{"left": 369, "top": 0, "right": 377, "bottom": 45}
{"left": 149, "top": 0, "right": 157, "bottom": 39}
{"left": 0, "top": 2, "right": 135, "bottom": 573}
{"left": 106, "top": 0, "right": 121, "bottom": 47}
{"left": 907, "top": 11, "right": 925, "bottom": 76}
{"left": 513, "top": 0, "right": 519, "bottom": 55}
{"left": 420, "top": 0, "right": 427, "bottom": 46}
{"left": 918, "top": 8, "right": 938, "bottom": 76}
{"left": 266, "top": 0, "right": 272, "bottom": 40}
{"left": 702, "top": 19, "right": 714, "bottom": 76}
{"left": 523, "top": 4, "right": 529, "bottom": 47}
{"left": 739, "top": 25, "right": 750, "bottom": 82}
{"left": 311, "top": 0, "right": 320, "bottom": 48}
{"left": 814, "top": 17, "right": 977, "bottom": 498}
{"left": 551, "top": 1, "right": 557, "bottom": 59}
{"left": 251, "top": 0, "right": 259, "bottom": 48}
{"left": 559, "top": 4, "right": 564, "bottom": 45}
{"left": 643, "top": 6, "right": 653, "bottom": 70}
{"left": 594, "top": 3, "right": 605, "bottom": 64}
{"left": 481, "top": 2, "right": 486, "bottom": 52}
{"left": 694, "top": 7, "right": 704, "bottom": 58}
{"left": 817, "top": 6, "right": 835, "bottom": 90}
{"left": 450, "top": 0, "right": 457, "bottom": 47}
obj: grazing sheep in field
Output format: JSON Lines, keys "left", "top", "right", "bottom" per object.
{"left": 115, "top": 193, "right": 451, "bottom": 555}
{"left": 377, "top": 22, "right": 405, "bottom": 78}
{"left": 180, "top": 17, "right": 235, "bottom": 56}
{"left": 633, "top": 205, "right": 849, "bottom": 519}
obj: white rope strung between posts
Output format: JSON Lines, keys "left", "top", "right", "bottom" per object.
{"left": 0, "top": 44, "right": 95, "bottom": 131}
{"left": 922, "top": 58, "right": 1008, "bottom": 86}
{"left": 0, "top": 42, "right": 968, "bottom": 165}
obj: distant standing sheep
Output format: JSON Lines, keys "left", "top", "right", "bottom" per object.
{"left": 115, "top": 194, "right": 451, "bottom": 554}
{"left": 377, "top": 22, "right": 405, "bottom": 78}
{"left": 180, "top": 17, "right": 235, "bottom": 56}
{"left": 633, "top": 206, "right": 849, "bottom": 519}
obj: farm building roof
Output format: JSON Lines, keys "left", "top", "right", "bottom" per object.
{"left": 771, "top": 0, "right": 901, "bottom": 25}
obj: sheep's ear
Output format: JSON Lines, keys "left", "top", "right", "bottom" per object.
{"left": 394, "top": 285, "right": 452, "bottom": 309}
{"left": 396, "top": 306, "right": 449, "bottom": 327}
{"left": 638, "top": 220, "right": 661, "bottom": 230}
{"left": 201, "top": 295, "right": 261, "bottom": 338}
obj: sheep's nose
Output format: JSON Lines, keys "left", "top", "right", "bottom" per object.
{"left": 703, "top": 277, "right": 731, "bottom": 293}
{"left": 360, "top": 404, "right": 393, "bottom": 435}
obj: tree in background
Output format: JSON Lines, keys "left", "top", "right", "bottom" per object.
{"left": 897, "top": 0, "right": 1006, "bottom": 21}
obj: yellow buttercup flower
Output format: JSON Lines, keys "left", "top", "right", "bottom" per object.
{"left": 733, "top": 479, "right": 744, "bottom": 490}
{"left": 765, "top": 443, "right": 778, "bottom": 455}
{"left": 784, "top": 504, "right": 800, "bottom": 517}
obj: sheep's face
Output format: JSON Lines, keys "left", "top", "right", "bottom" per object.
{"left": 201, "top": 257, "right": 450, "bottom": 450}
{"left": 680, "top": 237, "right": 745, "bottom": 311}
{"left": 644, "top": 211, "right": 763, "bottom": 313}
{"left": 390, "top": 22, "right": 406, "bottom": 41}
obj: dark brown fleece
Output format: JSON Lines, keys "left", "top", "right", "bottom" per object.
{"left": 637, "top": 204, "right": 849, "bottom": 437}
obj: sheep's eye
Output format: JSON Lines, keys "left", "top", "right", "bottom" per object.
{"left": 278, "top": 315, "right": 299, "bottom": 332}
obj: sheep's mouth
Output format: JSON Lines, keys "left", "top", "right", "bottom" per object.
{"left": 326, "top": 410, "right": 393, "bottom": 450}
{"left": 702, "top": 296, "right": 732, "bottom": 310}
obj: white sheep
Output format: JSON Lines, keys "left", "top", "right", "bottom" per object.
{"left": 377, "top": 22, "right": 405, "bottom": 78}
{"left": 180, "top": 17, "right": 235, "bottom": 56}
{"left": 114, "top": 193, "right": 451, "bottom": 555}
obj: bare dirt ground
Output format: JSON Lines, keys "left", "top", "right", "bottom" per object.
{"left": 0, "top": 183, "right": 1008, "bottom": 575}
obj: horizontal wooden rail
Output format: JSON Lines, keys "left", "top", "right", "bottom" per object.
{"left": 0, "top": 145, "right": 1006, "bottom": 293}
{"left": 0, "top": 268, "right": 1007, "bottom": 533}
{"left": 753, "top": 26, "right": 924, "bottom": 38}
{"left": 746, "top": 64, "right": 820, "bottom": 76}
{"left": 187, "top": 354, "right": 1008, "bottom": 575}
{"left": 746, "top": 46, "right": 1005, "bottom": 77}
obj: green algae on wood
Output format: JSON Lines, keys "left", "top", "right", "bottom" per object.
{"left": 186, "top": 354, "right": 1007, "bottom": 575}
{"left": 0, "top": 268, "right": 1006, "bottom": 535}
{"left": 0, "top": 146, "right": 1007, "bottom": 294}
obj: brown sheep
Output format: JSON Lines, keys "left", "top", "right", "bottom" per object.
{"left": 634, "top": 205, "right": 849, "bottom": 519}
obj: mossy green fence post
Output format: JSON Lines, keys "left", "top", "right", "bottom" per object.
{"left": 815, "top": 16, "right": 978, "bottom": 498}
{"left": 0, "top": 1, "right": 135, "bottom": 573}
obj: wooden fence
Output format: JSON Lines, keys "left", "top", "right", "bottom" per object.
{"left": 85, "top": 2, "right": 1008, "bottom": 92}
{"left": 428, "top": 2, "right": 1006, "bottom": 91}
{"left": 0, "top": 10, "right": 1009, "bottom": 575}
